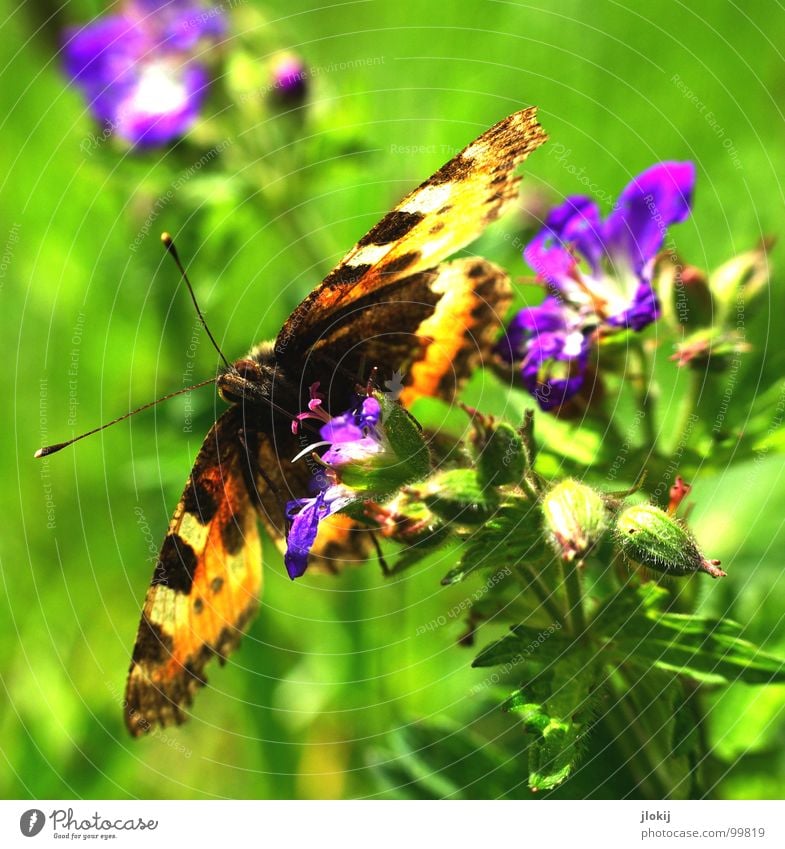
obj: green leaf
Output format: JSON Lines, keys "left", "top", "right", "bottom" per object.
{"left": 707, "top": 683, "right": 785, "bottom": 761}
{"left": 441, "top": 499, "right": 544, "bottom": 585}
{"left": 601, "top": 668, "right": 695, "bottom": 799}
{"left": 503, "top": 653, "right": 599, "bottom": 791}
{"left": 598, "top": 586, "right": 785, "bottom": 685}
{"left": 473, "top": 622, "right": 566, "bottom": 668}
{"left": 535, "top": 414, "right": 604, "bottom": 468}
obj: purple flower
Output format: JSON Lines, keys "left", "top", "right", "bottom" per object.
{"left": 62, "top": 1, "right": 226, "bottom": 147}
{"left": 525, "top": 162, "right": 696, "bottom": 331}
{"left": 500, "top": 297, "right": 593, "bottom": 411}
{"left": 284, "top": 485, "right": 355, "bottom": 579}
{"left": 321, "top": 397, "right": 383, "bottom": 465}
{"left": 270, "top": 53, "right": 308, "bottom": 104}
{"left": 285, "top": 394, "right": 384, "bottom": 579}
{"left": 501, "top": 162, "right": 695, "bottom": 410}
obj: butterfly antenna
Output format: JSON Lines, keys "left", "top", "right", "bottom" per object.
{"left": 33, "top": 377, "right": 217, "bottom": 458}
{"left": 161, "top": 232, "right": 231, "bottom": 369}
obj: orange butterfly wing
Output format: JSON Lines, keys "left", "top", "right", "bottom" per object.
{"left": 124, "top": 407, "right": 261, "bottom": 735}
{"left": 277, "top": 107, "right": 546, "bottom": 355}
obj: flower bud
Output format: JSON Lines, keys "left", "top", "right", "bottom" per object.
{"left": 473, "top": 418, "right": 526, "bottom": 486}
{"left": 269, "top": 52, "right": 308, "bottom": 106}
{"left": 614, "top": 503, "right": 726, "bottom": 578}
{"left": 653, "top": 251, "right": 713, "bottom": 330}
{"left": 415, "top": 469, "right": 500, "bottom": 525}
{"left": 541, "top": 479, "right": 608, "bottom": 561}
{"left": 710, "top": 241, "right": 771, "bottom": 326}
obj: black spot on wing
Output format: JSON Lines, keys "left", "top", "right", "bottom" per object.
{"left": 357, "top": 210, "right": 425, "bottom": 247}
{"left": 428, "top": 155, "right": 475, "bottom": 185}
{"left": 155, "top": 534, "right": 198, "bottom": 594}
{"left": 484, "top": 190, "right": 504, "bottom": 205}
{"left": 323, "top": 263, "right": 373, "bottom": 289}
{"left": 221, "top": 513, "right": 245, "bottom": 556}
{"left": 182, "top": 479, "right": 219, "bottom": 524}
{"left": 131, "top": 616, "right": 174, "bottom": 665}
{"left": 380, "top": 251, "right": 420, "bottom": 278}
{"left": 211, "top": 576, "right": 224, "bottom": 594}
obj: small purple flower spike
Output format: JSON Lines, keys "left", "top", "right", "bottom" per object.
{"left": 284, "top": 395, "right": 384, "bottom": 579}
{"left": 284, "top": 485, "right": 355, "bottom": 579}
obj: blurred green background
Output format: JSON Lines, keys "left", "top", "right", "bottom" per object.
{"left": 2, "top": 0, "right": 785, "bottom": 799}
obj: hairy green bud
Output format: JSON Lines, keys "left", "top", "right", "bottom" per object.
{"left": 416, "top": 469, "right": 500, "bottom": 524}
{"left": 541, "top": 479, "right": 608, "bottom": 561}
{"left": 475, "top": 420, "right": 526, "bottom": 486}
{"left": 614, "top": 504, "right": 726, "bottom": 578}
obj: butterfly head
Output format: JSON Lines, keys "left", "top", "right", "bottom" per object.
{"left": 217, "top": 356, "right": 274, "bottom": 407}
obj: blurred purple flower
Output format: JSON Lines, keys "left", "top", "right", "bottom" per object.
{"left": 501, "top": 162, "right": 695, "bottom": 410}
{"left": 270, "top": 53, "right": 308, "bottom": 104}
{"left": 62, "top": 1, "right": 226, "bottom": 147}
{"left": 285, "top": 394, "right": 383, "bottom": 579}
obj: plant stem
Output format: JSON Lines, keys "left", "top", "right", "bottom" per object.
{"left": 516, "top": 564, "right": 566, "bottom": 629}
{"left": 630, "top": 337, "right": 659, "bottom": 455}
{"left": 562, "top": 558, "right": 587, "bottom": 637}
{"left": 667, "top": 367, "right": 703, "bottom": 458}
{"left": 604, "top": 672, "right": 673, "bottom": 799}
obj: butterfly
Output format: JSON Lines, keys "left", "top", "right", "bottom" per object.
{"left": 120, "top": 108, "right": 547, "bottom": 735}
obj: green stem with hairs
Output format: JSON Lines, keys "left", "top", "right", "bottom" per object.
{"left": 562, "top": 557, "right": 587, "bottom": 638}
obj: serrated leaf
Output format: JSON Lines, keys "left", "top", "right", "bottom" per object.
{"left": 598, "top": 586, "right": 785, "bottom": 685}
{"left": 473, "top": 622, "right": 566, "bottom": 668}
{"left": 441, "top": 500, "right": 544, "bottom": 585}
{"left": 500, "top": 653, "right": 599, "bottom": 791}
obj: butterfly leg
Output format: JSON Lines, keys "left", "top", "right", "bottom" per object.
{"left": 237, "top": 427, "right": 290, "bottom": 533}
{"left": 368, "top": 531, "right": 391, "bottom": 576}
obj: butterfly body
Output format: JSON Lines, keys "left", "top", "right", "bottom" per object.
{"left": 120, "top": 108, "right": 547, "bottom": 735}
